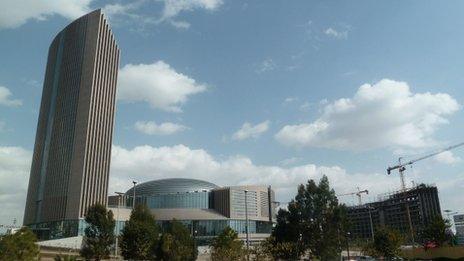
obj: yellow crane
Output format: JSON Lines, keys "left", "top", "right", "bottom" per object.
{"left": 337, "top": 187, "right": 369, "bottom": 205}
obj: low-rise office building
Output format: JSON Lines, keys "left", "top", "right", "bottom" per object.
{"left": 108, "top": 178, "right": 276, "bottom": 245}
{"left": 455, "top": 214, "right": 464, "bottom": 245}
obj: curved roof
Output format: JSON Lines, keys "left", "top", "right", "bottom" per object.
{"left": 125, "top": 178, "right": 220, "bottom": 196}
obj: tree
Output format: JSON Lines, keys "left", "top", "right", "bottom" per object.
{"left": 120, "top": 204, "right": 159, "bottom": 260}
{"left": 420, "top": 215, "right": 454, "bottom": 247}
{"left": 211, "top": 227, "right": 246, "bottom": 261}
{"left": 271, "top": 175, "right": 348, "bottom": 260}
{"left": 255, "top": 236, "right": 299, "bottom": 260}
{"left": 0, "top": 227, "right": 39, "bottom": 261}
{"left": 365, "top": 227, "right": 403, "bottom": 258}
{"left": 80, "top": 203, "right": 115, "bottom": 260}
{"left": 156, "top": 220, "right": 197, "bottom": 261}
{"left": 54, "top": 254, "right": 78, "bottom": 261}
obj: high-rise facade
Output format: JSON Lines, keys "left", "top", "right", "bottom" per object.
{"left": 455, "top": 214, "right": 464, "bottom": 245}
{"left": 346, "top": 184, "right": 442, "bottom": 243}
{"left": 23, "top": 9, "right": 119, "bottom": 239}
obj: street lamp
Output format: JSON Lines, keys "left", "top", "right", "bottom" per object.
{"left": 114, "top": 192, "right": 125, "bottom": 258}
{"left": 368, "top": 206, "right": 375, "bottom": 241}
{"left": 244, "top": 190, "right": 249, "bottom": 260}
{"left": 346, "top": 232, "right": 351, "bottom": 260}
{"left": 132, "top": 181, "right": 137, "bottom": 209}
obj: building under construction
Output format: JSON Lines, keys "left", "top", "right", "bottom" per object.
{"left": 346, "top": 184, "right": 442, "bottom": 242}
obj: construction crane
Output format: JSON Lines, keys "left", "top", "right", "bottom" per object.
{"left": 387, "top": 142, "right": 464, "bottom": 191}
{"left": 337, "top": 187, "right": 369, "bottom": 205}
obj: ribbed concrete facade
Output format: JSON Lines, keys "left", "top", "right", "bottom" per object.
{"left": 24, "top": 9, "right": 119, "bottom": 226}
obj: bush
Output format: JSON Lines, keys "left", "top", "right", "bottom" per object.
{"left": 157, "top": 220, "right": 197, "bottom": 261}
{"left": 80, "top": 204, "right": 115, "bottom": 260}
{"left": 120, "top": 204, "right": 159, "bottom": 260}
{"left": 211, "top": 227, "right": 246, "bottom": 261}
{"left": 0, "top": 227, "right": 39, "bottom": 261}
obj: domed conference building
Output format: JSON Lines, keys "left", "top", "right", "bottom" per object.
{"left": 107, "top": 178, "right": 276, "bottom": 245}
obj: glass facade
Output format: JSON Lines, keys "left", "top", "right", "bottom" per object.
{"left": 155, "top": 219, "right": 273, "bottom": 245}
{"left": 28, "top": 219, "right": 83, "bottom": 240}
{"left": 146, "top": 191, "right": 210, "bottom": 209}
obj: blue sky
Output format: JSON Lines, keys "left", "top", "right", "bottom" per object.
{"left": 1, "top": 0, "right": 464, "bottom": 227}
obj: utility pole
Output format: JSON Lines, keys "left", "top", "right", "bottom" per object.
{"left": 132, "top": 181, "right": 137, "bottom": 209}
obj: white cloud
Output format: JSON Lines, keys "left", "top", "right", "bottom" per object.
{"left": 0, "top": 146, "right": 31, "bottom": 227}
{"left": 0, "top": 86, "right": 22, "bottom": 107}
{"left": 279, "top": 157, "right": 301, "bottom": 166}
{"left": 170, "top": 20, "right": 191, "bottom": 29}
{"left": 156, "top": 0, "right": 223, "bottom": 28}
{"left": 117, "top": 61, "right": 207, "bottom": 112}
{"left": 159, "top": 0, "right": 222, "bottom": 21}
{"left": 0, "top": 0, "right": 92, "bottom": 29}
{"left": 109, "top": 144, "right": 399, "bottom": 204}
{"left": 135, "top": 121, "right": 188, "bottom": 135}
{"left": 276, "top": 79, "right": 460, "bottom": 151}
{"left": 283, "top": 97, "right": 297, "bottom": 104}
{"left": 102, "top": 1, "right": 143, "bottom": 19}
{"left": 299, "top": 101, "right": 311, "bottom": 112}
{"left": 324, "top": 27, "right": 348, "bottom": 39}
{"left": 1, "top": 143, "right": 462, "bottom": 226}
{"left": 434, "top": 151, "right": 461, "bottom": 165}
{"left": 256, "top": 58, "right": 276, "bottom": 73}
{"left": 232, "top": 120, "right": 270, "bottom": 141}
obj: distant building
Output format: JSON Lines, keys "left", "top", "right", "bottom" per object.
{"left": 108, "top": 178, "right": 276, "bottom": 245}
{"left": 23, "top": 9, "right": 119, "bottom": 240}
{"left": 455, "top": 214, "right": 464, "bottom": 245}
{"left": 346, "top": 184, "right": 442, "bottom": 242}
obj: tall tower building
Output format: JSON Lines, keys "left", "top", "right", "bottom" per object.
{"left": 23, "top": 9, "right": 119, "bottom": 239}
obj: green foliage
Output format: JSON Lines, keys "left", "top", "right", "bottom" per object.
{"left": 156, "top": 220, "right": 197, "bottom": 261}
{"left": 256, "top": 236, "right": 300, "bottom": 260}
{"left": 120, "top": 204, "right": 159, "bottom": 260}
{"left": 420, "top": 215, "right": 454, "bottom": 247}
{"left": 80, "top": 203, "right": 115, "bottom": 260}
{"left": 0, "top": 227, "right": 39, "bottom": 261}
{"left": 54, "top": 254, "right": 79, "bottom": 261}
{"left": 211, "top": 227, "right": 246, "bottom": 261}
{"left": 271, "top": 175, "right": 347, "bottom": 260}
{"left": 248, "top": 241, "right": 269, "bottom": 261}
{"left": 364, "top": 226, "right": 403, "bottom": 258}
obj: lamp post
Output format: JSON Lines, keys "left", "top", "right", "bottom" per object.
{"left": 346, "top": 232, "right": 351, "bottom": 260}
{"left": 132, "top": 181, "right": 137, "bottom": 209}
{"left": 114, "top": 192, "right": 124, "bottom": 258}
{"left": 244, "top": 190, "right": 249, "bottom": 261}
{"left": 368, "top": 206, "right": 375, "bottom": 241}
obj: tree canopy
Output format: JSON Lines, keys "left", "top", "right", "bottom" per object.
{"left": 120, "top": 204, "right": 159, "bottom": 260}
{"left": 0, "top": 227, "right": 39, "bottom": 261}
{"left": 211, "top": 226, "right": 246, "bottom": 261}
{"left": 157, "top": 220, "right": 197, "bottom": 261}
{"left": 364, "top": 226, "right": 403, "bottom": 258}
{"left": 80, "top": 203, "right": 115, "bottom": 260}
{"left": 271, "top": 175, "right": 348, "bottom": 260}
{"left": 420, "top": 215, "right": 454, "bottom": 247}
